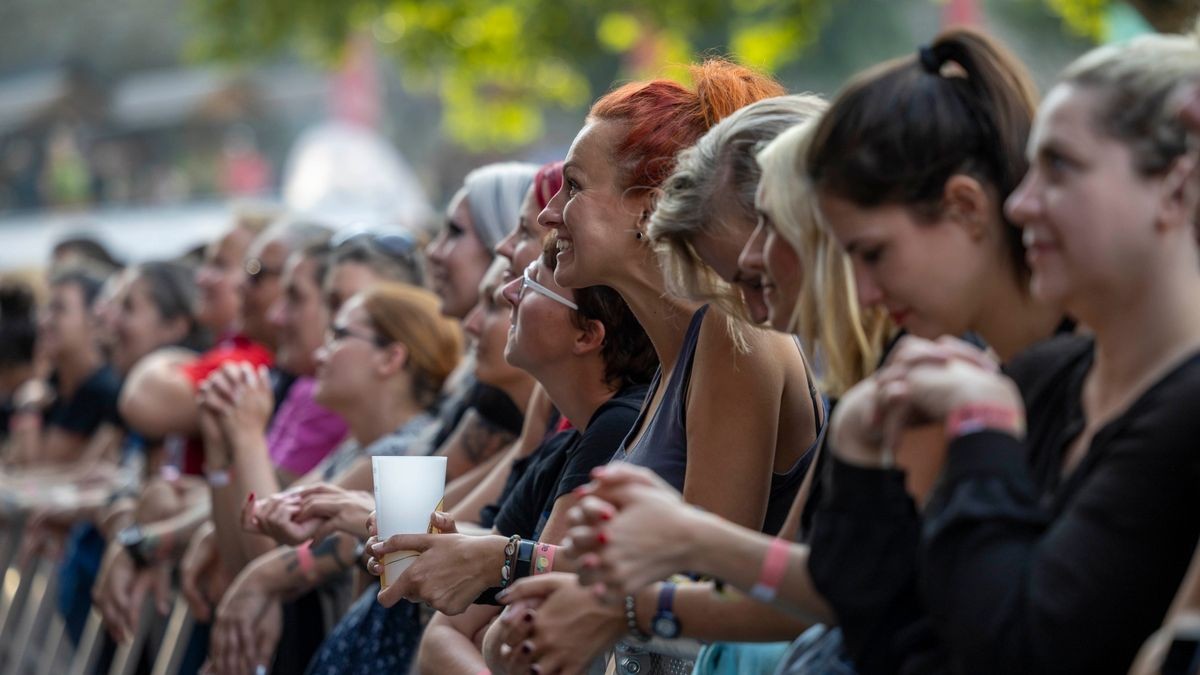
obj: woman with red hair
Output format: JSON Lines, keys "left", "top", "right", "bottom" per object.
{"left": 475, "top": 59, "right": 820, "bottom": 675}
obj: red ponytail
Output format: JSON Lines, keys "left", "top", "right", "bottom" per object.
{"left": 589, "top": 59, "right": 784, "bottom": 191}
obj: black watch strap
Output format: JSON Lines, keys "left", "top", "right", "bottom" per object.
{"left": 514, "top": 539, "right": 536, "bottom": 580}
{"left": 117, "top": 525, "right": 150, "bottom": 569}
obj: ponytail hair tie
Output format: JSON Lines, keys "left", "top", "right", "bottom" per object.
{"left": 918, "top": 45, "right": 942, "bottom": 75}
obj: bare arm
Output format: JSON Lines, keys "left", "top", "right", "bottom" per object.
{"left": 243, "top": 533, "right": 362, "bottom": 602}
{"left": 119, "top": 349, "right": 200, "bottom": 438}
{"left": 417, "top": 606, "right": 501, "bottom": 675}
{"left": 682, "top": 319, "right": 785, "bottom": 529}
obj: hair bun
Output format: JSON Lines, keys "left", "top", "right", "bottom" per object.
{"left": 691, "top": 59, "right": 785, "bottom": 128}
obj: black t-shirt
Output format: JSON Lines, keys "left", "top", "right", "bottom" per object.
{"left": 494, "top": 384, "right": 647, "bottom": 540}
{"left": 478, "top": 408, "right": 564, "bottom": 529}
{"left": 808, "top": 334, "right": 1200, "bottom": 675}
{"left": 43, "top": 365, "right": 121, "bottom": 437}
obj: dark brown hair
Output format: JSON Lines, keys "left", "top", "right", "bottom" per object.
{"left": 540, "top": 238, "right": 657, "bottom": 389}
{"left": 807, "top": 28, "right": 1038, "bottom": 284}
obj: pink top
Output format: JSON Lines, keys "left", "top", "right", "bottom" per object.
{"left": 267, "top": 377, "right": 349, "bottom": 476}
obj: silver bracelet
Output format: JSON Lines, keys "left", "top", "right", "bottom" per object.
{"left": 625, "top": 594, "right": 651, "bottom": 642}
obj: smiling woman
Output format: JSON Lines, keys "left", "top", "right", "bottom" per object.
{"left": 425, "top": 162, "right": 538, "bottom": 319}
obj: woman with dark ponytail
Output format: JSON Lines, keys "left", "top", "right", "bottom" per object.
{"left": 813, "top": 28, "right": 1200, "bottom": 674}
{"left": 806, "top": 28, "right": 1066, "bottom": 364}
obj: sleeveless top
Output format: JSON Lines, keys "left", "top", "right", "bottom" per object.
{"left": 617, "top": 304, "right": 825, "bottom": 534}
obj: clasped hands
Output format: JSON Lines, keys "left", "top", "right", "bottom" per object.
{"left": 240, "top": 483, "right": 376, "bottom": 545}
{"left": 827, "top": 335, "right": 1023, "bottom": 469}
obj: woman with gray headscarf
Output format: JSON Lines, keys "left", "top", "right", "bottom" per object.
{"left": 425, "top": 162, "right": 539, "bottom": 319}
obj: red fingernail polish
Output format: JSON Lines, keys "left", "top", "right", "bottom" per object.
{"left": 247, "top": 492, "right": 255, "bottom": 503}
{"left": 596, "top": 531, "right": 608, "bottom": 545}
{"left": 600, "top": 510, "right": 613, "bottom": 522}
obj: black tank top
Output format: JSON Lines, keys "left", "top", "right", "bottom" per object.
{"left": 617, "top": 305, "right": 824, "bottom": 534}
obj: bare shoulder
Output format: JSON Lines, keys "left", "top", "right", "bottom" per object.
{"left": 691, "top": 313, "right": 785, "bottom": 402}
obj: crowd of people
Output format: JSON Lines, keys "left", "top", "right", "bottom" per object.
{"left": 1, "top": 23, "right": 1200, "bottom": 675}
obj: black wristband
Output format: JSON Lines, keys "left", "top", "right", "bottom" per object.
{"left": 474, "top": 587, "right": 504, "bottom": 606}
{"left": 514, "top": 540, "right": 535, "bottom": 580}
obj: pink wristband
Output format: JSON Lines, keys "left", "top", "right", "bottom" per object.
{"left": 533, "top": 543, "right": 557, "bottom": 575}
{"left": 749, "top": 536, "right": 790, "bottom": 603}
{"left": 296, "top": 541, "right": 317, "bottom": 581}
{"left": 945, "top": 403, "right": 1023, "bottom": 440}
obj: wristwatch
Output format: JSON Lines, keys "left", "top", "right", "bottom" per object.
{"left": 115, "top": 524, "right": 150, "bottom": 569}
{"left": 651, "top": 581, "right": 681, "bottom": 639}
{"left": 1163, "top": 621, "right": 1200, "bottom": 675}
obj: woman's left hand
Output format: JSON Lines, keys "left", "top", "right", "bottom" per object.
{"left": 495, "top": 573, "right": 625, "bottom": 675}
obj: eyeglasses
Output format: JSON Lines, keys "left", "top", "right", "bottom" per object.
{"left": 325, "top": 324, "right": 389, "bottom": 348}
{"left": 518, "top": 262, "right": 578, "bottom": 310}
{"left": 244, "top": 258, "right": 283, "bottom": 286}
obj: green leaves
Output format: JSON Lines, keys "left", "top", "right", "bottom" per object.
{"left": 190, "top": 0, "right": 844, "bottom": 149}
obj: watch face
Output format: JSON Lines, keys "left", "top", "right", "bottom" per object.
{"left": 117, "top": 526, "right": 141, "bottom": 547}
{"left": 652, "top": 614, "right": 680, "bottom": 639}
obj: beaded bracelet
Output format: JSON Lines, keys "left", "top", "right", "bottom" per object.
{"left": 500, "top": 534, "right": 520, "bottom": 588}
{"left": 624, "top": 594, "right": 651, "bottom": 642}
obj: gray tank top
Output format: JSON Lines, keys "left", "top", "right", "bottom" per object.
{"left": 617, "top": 304, "right": 824, "bottom": 534}
{"left": 616, "top": 305, "right": 709, "bottom": 490}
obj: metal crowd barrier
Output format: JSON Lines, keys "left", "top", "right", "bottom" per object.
{"left": 0, "top": 519, "right": 198, "bottom": 675}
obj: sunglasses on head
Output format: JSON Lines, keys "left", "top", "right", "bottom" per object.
{"left": 332, "top": 229, "right": 419, "bottom": 261}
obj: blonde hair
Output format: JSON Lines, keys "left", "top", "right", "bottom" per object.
{"left": 650, "top": 94, "right": 828, "bottom": 321}
{"left": 1060, "top": 32, "right": 1200, "bottom": 176}
{"left": 756, "top": 120, "right": 891, "bottom": 397}
{"left": 362, "top": 282, "right": 463, "bottom": 407}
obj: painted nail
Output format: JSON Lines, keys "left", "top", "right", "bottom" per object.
{"left": 596, "top": 530, "right": 608, "bottom": 545}
{"left": 523, "top": 611, "right": 534, "bottom": 623}
{"left": 599, "top": 510, "right": 613, "bottom": 522}
{"left": 521, "top": 642, "right": 532, "bottom": 655}
{"left": 247, "top": 492, "right": 255, "bottom": 503}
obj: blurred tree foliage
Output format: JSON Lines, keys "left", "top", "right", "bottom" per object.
{"left": 190, "top": 0, "right": 1172, "bottom": 150}
{"left": 190, "top": 0, "right": 833, "bottom": 150}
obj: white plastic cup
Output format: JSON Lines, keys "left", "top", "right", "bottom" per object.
{"left": 371, "top": 455, "right": 447, "bottom": 587}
